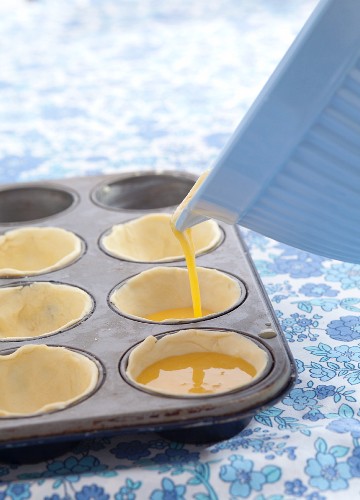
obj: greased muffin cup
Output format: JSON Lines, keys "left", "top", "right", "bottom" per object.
{"left": 0, "top": 171, "right": 296, "bottom": 449}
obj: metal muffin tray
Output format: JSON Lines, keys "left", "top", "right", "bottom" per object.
{"left": 0, "top": 170, "right": 296, "bottom": 452}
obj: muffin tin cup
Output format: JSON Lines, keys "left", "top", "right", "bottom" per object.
{"left": 0, "top": 281, "right": 94, "bottom": 341}
{"left": 108, "top": 266, "right": 246, "bottom": 324}
{"left": 0, "top": 184, "right": 78, "bottom": 224}
{"left": 0, "top": 344, "right": 104, "bottom": 418}
{"left": 99, "top": 213, "right": 224, "bottom": 263}
{"left": 121, "top": 328, "right": 273, "bottom": 398}
{"left": 0, "top": 226, "right": 85, "bottom": 277}
{"left": 0, "top": 171, "right": 296, "bottom": 452}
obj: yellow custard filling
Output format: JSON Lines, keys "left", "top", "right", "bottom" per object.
{"left": 168, "top": 171, "right": 210, "bottom": 320}
{"left": 136, "top": 351, "right": 257, "bottom": 395}
{"left": 145, "top": 306, "right": 214, "bottom": 322}
{"left": 170, "top": 225, "right": 202, "bottom": 318}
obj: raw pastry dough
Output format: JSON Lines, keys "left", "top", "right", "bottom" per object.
{"left": 0, "top": 282, "right": 93, "bottom": 340}
{"left": 0, "top": 344, "right": 99, "bottom": 417}
{"left": 110, "top": 266, "right": 241, "bottom": 322}
{"left": 101, "top": 213, "right": 222, "bottom": 262}
{"left": 0, "top": 227, "right": 83, "bottom": 277}
{"left": 126, "top": 329, "right": 269, "bottom": 396}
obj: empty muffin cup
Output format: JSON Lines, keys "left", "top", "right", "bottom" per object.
{"left": 0, "top": 282, "right": 93, "bottom": 340}
{"left": 109, "top": 266, "right": 244, "bottom": 322}
{"left": 100, "top": 213, "right": 222, "bottom": 262}
{"left": 92, "top": 171, "right": 196, "bottom": 210}
{"left": 0, "top": 185, "right": 76, "bottom": 224}
{"left": 0, "top": 227, "right": 83, "bottom": 277}
{"left": 0, "top": 344, "right": 100, "bottom": 417}
{"left": 124, "top": 329, "right": 270, "bottom": 397}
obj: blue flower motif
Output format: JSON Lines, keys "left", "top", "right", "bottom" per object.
{"left": 282, "top": 317, "right": 298, "bottom": 328}
{"left": 332, "top": 345, "right": 360, "bottom": 363}
{"left": 47, "top": 456, "right": 106, "bottom": 475}
{"left": 309, "top": 363, "right": 336, "bottom": 382}
{"left": 280, "top": 313, "right": 318, "bottom": 343}
{"left": 325, "top": 262, "right": 360, "bottom": 290}
{"left": 6, "top": 483, "right": 31, "bottom": 500}
{"left": 272, "top": 294, "right": 290, "bottom": 303}
{"left": 268, "top": 253, "right": 323, "bottom": 279}
{"left": 114, "top": 478, "right": 141, "bottom": 500}
{"left": 328, "top": 418, "right": 360, "bottom": 438}
{"left": 284, "top": 478, "right": 307, "bottom": 496}
{"left": 150, "top": 478, "right": 186, "bottom": 500}
{"left": 300, "top": 283, "right": 338, "bottom": 297}
{"left": 347, "top": 446, "right": 360, "bottom": 477}
{"left": 305, "top": 493, "right": 326, "bottom": 500}
{"left": 312, "top": 299, "right": 339, "bottom": 312}
{"left": 327, "top": 316, "right": 360, "bottom": 342}
{"left": 115, "top": 489, "right": 136, "bottom": 500}
{"left": 264, "top": 283, "right": 284, "bottom": 295}
{"left": 152, "top": 448, "right": 199, "bottom": 465}
{"left": 282, "top": 388, "right": 317, "bottom": 411}
{"left": 315, "top": 385, "right": 336, "bottom": 400}
{"left": 296, "top": 358, "right": 305, "bottom": 373}
{"left": 75, "top": 484, "right": 109, "bottom": 500}
{"left": 305, "top": 452, "right": 351, "bottom": 491}
{"left": 220, "top": 455, "right": 266, "bottom": 498}
{"left": 110, "top": 440, "right": 151, "bottom": 461}
{"left": 303, "top": 409, "right": 326, "bottom": 422}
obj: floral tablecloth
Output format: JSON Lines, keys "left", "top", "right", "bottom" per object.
{"left": 2, "top": 0, "right": 360, "bottom": 499}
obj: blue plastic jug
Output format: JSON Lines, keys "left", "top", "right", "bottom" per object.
{"left": 175, "top": 0, "right": 360, "bottom": 264}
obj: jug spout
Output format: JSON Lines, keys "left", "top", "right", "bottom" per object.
{"left": 175, "top": 209, "right": 208, "bottom": 232}
{"left": 174, "top": 167, "right": 242, "bottom": 232}
{"left": 172, "top": 169, "right": 227, "bottom": 231}
{"left": 175, "top": 198, "right": 239, "bottom": 231}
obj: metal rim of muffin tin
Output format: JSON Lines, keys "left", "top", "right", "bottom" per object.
{"left": 0, "top": 170, "right": 297, "bottom": 450}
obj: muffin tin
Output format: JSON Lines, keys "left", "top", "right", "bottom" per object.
{"left": 0, "top": 170, "right": 296, "bottom": 450}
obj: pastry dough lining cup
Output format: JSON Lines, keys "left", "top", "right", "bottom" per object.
{"left": 109, "top": 266, "right": 246, "bottom": 323}
{"left": 0, "top": 226, "right": 84, "bottom": 278}
{"left": 121, "top": 328, "right": 272, "bottom": 398}
{"left": 100, "top": 213, "right": 223, "bottom": 263}
{"left": 0, "top": 344, "right": 102, "bottom": 418}
{"left": 0, "top": 281, "right": 94, "bottom": 341}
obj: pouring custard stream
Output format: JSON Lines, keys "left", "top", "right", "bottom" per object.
{"left": 169, "top": 171, "right": 210, "bottom": 320}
